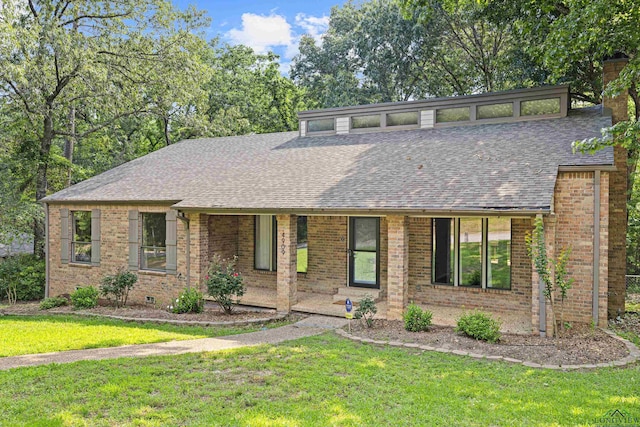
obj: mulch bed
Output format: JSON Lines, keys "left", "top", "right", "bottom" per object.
{"left": 347, "top": 320, "right": 630, "bottom": 366}
{"left": 0, "top": 301, "right": 282, "bottom": 324}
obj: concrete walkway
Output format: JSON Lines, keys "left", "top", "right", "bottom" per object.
{"left": 0, "top": 316, "right": 348, "bottom": 371}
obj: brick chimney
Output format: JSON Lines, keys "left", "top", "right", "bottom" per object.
{"left": 603, "top": 54, "right": 629, "bottom": 318}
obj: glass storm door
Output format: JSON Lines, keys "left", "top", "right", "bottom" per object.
{"left": 349, "top": 217, "right": 380, "bottom": 289}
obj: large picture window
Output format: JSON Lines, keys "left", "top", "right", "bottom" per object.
{"left": 432, "top": 218, "right": 511, "bottom": 289}
{"left": 255, "top": 215, "right": 277, "bottom": 271}
{"left": 71, "top": 211, "right": 91, "bottom": 263}
{"left": 141, "top": 213, "right": 166, "bottom": 271}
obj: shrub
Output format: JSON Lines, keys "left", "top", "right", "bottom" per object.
{"left": 354, "top": 295, "right": 377, "bottom": 328}
{"left": 455, "top": 311, "right": 502, "bottom": 343}
{"left": 204, "top": 255, "right": 245, "bottom": 314}
{"left": 39, "top": 297, "right": 68, "bottom": 310}
{"left": 170, "top": 288, "right": 204, "bottom": 314}
{"left": 404, "top": 303, "right": 433, "bottom": 332}
{"left": 0, "top": 254, "right": 45, "bottom": 303}
{"left": 70, "top": 286, "right": 99, "bottom": 309}
{"left": 100, "top": 267, "right": 137, "bottom": 307}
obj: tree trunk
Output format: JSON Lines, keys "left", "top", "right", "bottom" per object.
{"left": 163, "top": 116, "right": 171, "bottom": 146}
{"left": 64, "top": 105, "right": 76, "bottom": 187}
{"left": 34, "top": 109, "right": 54, "bottom": 258}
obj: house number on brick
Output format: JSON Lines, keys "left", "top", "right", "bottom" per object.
{"left": 281, "top": 232, "right": 286, "bottom": 255}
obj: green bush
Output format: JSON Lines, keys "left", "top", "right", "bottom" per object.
{"left": 354, "top": 295, "right": 377, "bottom": 328}
{"left": 70, "top": 286, "right": 99, "bottom": 309}
{"left": 204, "top": 255, "right": 245, "bottom": 314}
{"left": 0, "top": 254, "right": 45, "bottom": 303}
{"left": 455, "top": 311, "right": 502, "bottom": 343}
{"left": 404, "top": 303, "right": 432, "bottom": 332}
{"left": 39, "top": 297, "right": 68, "bottom": 310}
{"left": 100, "top": 267, "right": 137, "bottom": 307}
{"left": 170, "top": 288, "right": 204, "bottom": 314}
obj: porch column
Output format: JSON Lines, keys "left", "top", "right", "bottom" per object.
{"left": 276, "top": 214, "right": 297, "bottom": 313}
{"left": 387, "top": 215, "right": 409, "bottom": 320}
{"left": 189, "top": 213, "right": 209, "bottom": 292}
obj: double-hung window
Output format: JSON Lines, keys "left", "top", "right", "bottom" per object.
{"left": 141, "top": 213, "right": 166, "bottom": 271}
{"left": 71, "top": 211, "right": 92, "bottom": 263}
{"left": 255, "top": 215, "right": 277, "bottom": 271}
{"left": 432, "top": 217, "right": 511, "bottom": 289}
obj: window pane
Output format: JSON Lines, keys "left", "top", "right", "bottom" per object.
{"left": 354, "top": 218, "right": 378, "bottom": 251}
{"left": 351, "top": 114, "right": 381, "bottom": 129}
{"left": 521, "top": 98, "right": 560, "bottom": 116}
{"left": 297, "top": 216, "right": 308, "bottom": 273}
{"left": 307, "top": 118, "right": 335, "bottom": 132}
{"left": 72, "top": 242, "right": 91, "bottom": 263}
{"left": 436, "top": 107, "right": 470, "bottom": 123}
{"left": 142, "top": 213, "right": 166, "bottom": 248}
{"left": 387, "top": 112, "right": 418, "bottom": 126}
{"left": 354, "top": 251, "right": 376, "bottom": 284}
{"left": 141, "top": 247, "right": 166, "bottom": 270}
{"left": 255, "top": 215, "right": 272, "bottom": 270}
{"left": 141, "top": 213, "right": 166, "bottom": 271}
{"left": 487, "top": 218, "right": 511, "bottom": 289}
{"left": 459, "top": 218, "right": 482, "bottom": 286}
{"left": 477, "top": 103, "right": 513, "bottom": 119}
{"left": 72, "top": 211, "right": 92, "bottom": 263}
{"left": 73, "top": 211, "right": 91, "bottom": 243}
{"left": 432, "top": 218, "right": 453, "bottom": 284}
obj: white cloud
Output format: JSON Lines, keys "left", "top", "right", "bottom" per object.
{"left": 294, "top": 13, "right": 329, "bottom": 43}
{"left": 226, "top": 13, "right": 293, "bottom": 55}
{"left": 225, "top": 12, "right": 329, "bottom": 69}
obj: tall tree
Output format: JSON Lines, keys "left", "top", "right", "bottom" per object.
{"left": 206, "top": 43, "right": 306, "bottom": 135}
{"left": 0, "top": 0, "right": 208, "bottom": 255}
{"left": 292, "top": 0, "right": 544, "bottom": 108}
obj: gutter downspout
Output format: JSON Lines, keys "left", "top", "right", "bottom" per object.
{"left": 593, "top": 171, "right": 601, "bottom": 326}
{"left": 177, "top": 212, "right": 191, "bottom": 289}
{"left": 44, "top": 203, "right": 50, "bottom": 298}
{"left": 537, "top": 213, "right": 546, "bottom": 337}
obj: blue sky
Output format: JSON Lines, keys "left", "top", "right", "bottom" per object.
{"left": 174, "top": 0, "right": 347, "bottom": 71}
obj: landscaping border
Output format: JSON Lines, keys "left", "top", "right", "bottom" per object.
{"left": 335, "top": 328, "right": 640, "bottom": 370}
{"left": 0, "top": 310, "right": 289, "bottom": 327}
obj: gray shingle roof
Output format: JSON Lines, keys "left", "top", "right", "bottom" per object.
{"left": 43, "top": 107, "right": 613, "bottom": 212}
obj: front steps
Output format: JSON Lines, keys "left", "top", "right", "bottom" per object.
{"left": 332, "top": 287, "right": 381, "bottom": 304}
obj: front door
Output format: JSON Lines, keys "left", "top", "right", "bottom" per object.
{"left": 349, "top": 217, "right": 380, "bottom": 289}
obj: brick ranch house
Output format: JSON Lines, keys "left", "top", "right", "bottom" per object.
{"left": 42, "top": 58, "right": 629, "bottom": 335}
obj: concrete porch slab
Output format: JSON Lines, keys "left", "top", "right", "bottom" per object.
{"left": 235, "top": 286, "right": 531, "bottom": 334}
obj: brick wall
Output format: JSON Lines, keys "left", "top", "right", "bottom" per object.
{"left": 297, "top": 216, "right": 348, "bottom": 294}
{"left": 48, "top": 203, "right": 189, "bottom": 308}
{"left": 603, "top": 58, "right": 628, "bottom": 318}
{"left": 208, "top": 215, "right": 239, "bottom": 261}
{"left": 553, "top": 172, "right": 609, "bottom": 325}
{"left": 408, "top": 217, "right": 532, "bottom": 316}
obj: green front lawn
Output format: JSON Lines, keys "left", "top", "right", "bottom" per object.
{"left": 0, "top": 315, "right": 269, "bottom": 357}
{"left": 0, "top": 333, "right": 638, "bottom": 426}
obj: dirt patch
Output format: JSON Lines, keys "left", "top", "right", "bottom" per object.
{"left": 347, "top": 320, "right": 629, "bottom": 366}
{"left": 0, "top": 301, "right": 285, "bottom": 324}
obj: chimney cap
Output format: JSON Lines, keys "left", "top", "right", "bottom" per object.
{"left": 604, "top": 52, "right": 629, "bottom": 62}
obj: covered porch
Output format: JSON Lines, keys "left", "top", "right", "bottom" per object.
{"left": 187, "top": 212, "right": 535, "bottom": 334}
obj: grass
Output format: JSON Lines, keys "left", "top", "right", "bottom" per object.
{"left": 297, "top": 247, "right": 308, "bottom": 273}
{"left": 0, "top": 333, "right": 638, "bottom": 426}
{"left": 0, "top": 315, "right": 278, "bottom": 357}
